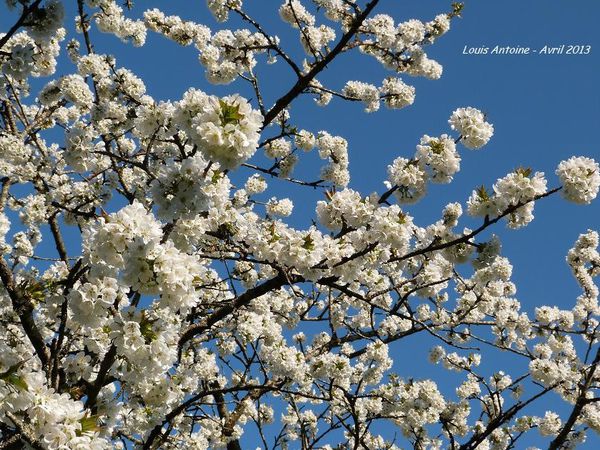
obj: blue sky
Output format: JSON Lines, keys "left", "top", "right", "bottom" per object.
{"left": 2, "top": 0, "right": 600, "bottom": 447}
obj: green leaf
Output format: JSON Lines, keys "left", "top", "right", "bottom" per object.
{"left": 140, "top": 312, "right": 158, "bottom": 344}
{"left": 77, "top": 415, "right": 99, "bottom": 436}
{"left": 450, "top": 2, "right": 465, "bottom": 18}
{"left": 515, "top": 166, "right": 532, "bottom": 177}
{"left": 476, "top": 185, "right": 490, "bottom": 201}
{"left": 429, "top": 139, "right": 445, "bottom": 154}
{"left": 219, "top": 99, "right": 244, "bottom": 126}
{"left": 25, "top": 281, "right": 45, "bottom": 300}
{"left": 218, "top": 222, "right": 239, "bottom": 238}
{"left": 397, "top": 211, "right": 407, "bottom": 224}
{"left": 5, "top": 374, "right": 28, "bottom": 391}
{"left": 267, "top": 222, "right": 280, "bottom": 243}
{"left": 334, "top": 361, "right": 347, "bottom": 370}
{"left": 302, "top": 235, "right": 315, "bottom": 251}
{"left": 1, "top": 362, "right": 28, "bottom": 391}
{"left": 211, "top": 169, "right": 223, "bottom": 183}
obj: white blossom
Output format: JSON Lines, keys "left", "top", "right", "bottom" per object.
{"left": 380, "top": 77, "right": 415, "bottom": 109}
{"left": 387, "top": 157, "right": 428, "bottom": 204}
{"left": 266, "top": 198, "right": 294, "bottom": 217}
{"left": 279, "top": 0, "right": 315, "bottom": 27}
{"left": 556, "top": 156, "right": 600, "bottom": 204}
{"left": 175, "top": 91, "right": 263, "bottom": 169}
{"left": 449, "top": 107, "right": 494, "bottom": 149}
{"left": 415, "top": 134, "right": 460, "bottom": 183}
{"left": 343, "top": 80, "right": 380, "bottom": 112}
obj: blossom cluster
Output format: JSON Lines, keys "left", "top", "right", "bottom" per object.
{"left": 386, "top": 108, "right": 492, "bottom": 204}
{"left": 342, "top": 77, "right": 416, "bottom": 112}
{"left": 174, "top": 90, "right": 263, "bottom": 169}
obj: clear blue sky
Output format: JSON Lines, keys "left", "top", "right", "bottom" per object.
{"left": 2, "top": 1, "right": 600, "bottom": 447}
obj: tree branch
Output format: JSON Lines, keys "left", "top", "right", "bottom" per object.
{"left": 0, "top": 0, "right": 43, "bottom": 51}
{"left": 4, "top": 412, "right": 44, "bottom": 450}
{"left": 85, "top": 344, "right": 117, "bottom": 411}
{"left": 178, "top": 272, "right": 296, "bottom": 351}
{"left": 261, "top": 0, "right": 381, "bottom": 128}
{"left": 0, "top": 259, "right": 49, "bottom": 367}
{"left": 548, "top": 347, "right": 600, "bottom": 450}
{"left": 48, "top": 214, "right": 69, "bottom": 266}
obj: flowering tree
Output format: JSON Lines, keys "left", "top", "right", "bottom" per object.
{"left": 0, "top": 0, "right": 599, "bottom": 449}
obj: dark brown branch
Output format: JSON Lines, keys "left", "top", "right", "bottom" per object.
{"left": 1, "top": 101, "right": 18, "bottom": 133}
{"left": 233, "top": 8, "right": 302, "bottom": 77}
{"left": 48, "top": 214, "right": 69, "bottom": 266}
{"left": 4, "top": 412, "right": 45, "bottom": 450}
{"left": 458, "top": 384, "right": 557, "bottom": 450}
{"left": 261, "top": 0, "right": 381, "bottom": 128}
{"left": 377, "top": 184, "right": 398, "bottom": 204}
{"left": 143, "top": 384, "right": 279, "bottom": 449}
{"left": 0, "top": 0, "right": 43, "bottom": 51}
{"left": 50, "top": 259, "right": 86, "bottom": 390}
{"left": 0, "top": 433, "right": 22, "bottom": 450}
{"left": 0, "top": 259, "right": 49, "bottom": 367}
{"left": 214, "top": 387, "right": 243, "bottom": 450}
{"left": 241, "top": 163, "right": 325, "bottom": 188}
{"left": 0, "top": 177, "right": 11, "bottom": 212}
{"left": 85, "top": 344, "right": 117, "bottom": 411}
{"left": 548, "top": 347, "right": 600, "bottom": 450}
{"left": 178, "top": 272, "right": 296, "bottom": 350}
{"left": 390, "top": 187, "right": 562, "bottom": 263}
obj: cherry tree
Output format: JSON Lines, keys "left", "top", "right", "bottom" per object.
{"left": 0, "top": 1, "right": 599, "bottom": 449}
